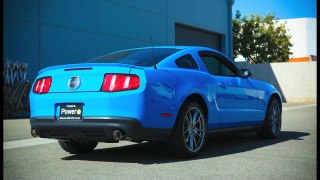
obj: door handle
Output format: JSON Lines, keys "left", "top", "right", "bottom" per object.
{"left": 218, "top": 82, "right": 227, "bottom": 88}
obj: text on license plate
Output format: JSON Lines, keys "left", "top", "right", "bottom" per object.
{"left": 60, "top": 104, "right": 83, "bottom": 120}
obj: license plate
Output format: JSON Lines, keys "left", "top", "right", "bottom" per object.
{"left": 59, "top": 104, "right": 83, "bottom": 120}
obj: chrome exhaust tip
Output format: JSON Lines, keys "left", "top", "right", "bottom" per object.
{"left": 112, "top": 130, "right": 125, "bottom": 140}
{"left": 31, "top": 128, "right": 38, "bottom": 137}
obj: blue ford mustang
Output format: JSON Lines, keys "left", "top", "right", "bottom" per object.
{"left": 30, "top": 46, "right": 282, "bottom": 157}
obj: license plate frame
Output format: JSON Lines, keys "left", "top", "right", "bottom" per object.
{"left": 59, "top": 104, "right": 83, "bottom": 120}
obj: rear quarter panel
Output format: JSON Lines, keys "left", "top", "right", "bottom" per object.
{"left": 140, "top": 67, "right": 220, "bottom": 129}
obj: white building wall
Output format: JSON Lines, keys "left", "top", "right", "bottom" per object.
{"left": 279, "top": 18, "right": 317, "bottom": 58}
{"left": 306, "top": 18, "right": 317, "bottom": 56}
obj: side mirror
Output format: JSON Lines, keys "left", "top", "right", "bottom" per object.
{"left": 241, "top": 69, "right": 252, "bottom": 78}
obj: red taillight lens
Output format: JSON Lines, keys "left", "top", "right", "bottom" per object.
{"left": 33, "top": 76, "right": 52, "bottom": 94}
{"left": 101, "top": 74, "right": 140, "bottom": 92}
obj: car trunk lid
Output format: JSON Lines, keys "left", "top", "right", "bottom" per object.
{"left": 36, "top": 63, "right": 143, "bottom": 93}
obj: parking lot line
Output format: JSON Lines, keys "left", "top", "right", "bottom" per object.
{"left": 3, "top": 138, "right": 57, "bottom": 150}
{"left": 283, "top": 103, "right": 316, "bottom": 111}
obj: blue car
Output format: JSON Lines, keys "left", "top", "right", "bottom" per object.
{"left": 30, "top": 46, "right": 282, "bottom": 157}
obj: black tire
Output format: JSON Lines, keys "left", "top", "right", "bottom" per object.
{"left": 58, "top": 140, "right": 98, "bottom": 154}
{"left": 256, "top": 97, "right": 282, "bottom": 139}
{"left": 169, "top": 101, "right": 207, "bottom": 158}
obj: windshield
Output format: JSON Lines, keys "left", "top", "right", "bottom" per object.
{"left": 89, "top": 48, "right": 181, "bottom": 66}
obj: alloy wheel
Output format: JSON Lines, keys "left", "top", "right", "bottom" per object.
{"left": 270, "top": 101, "right": 281, "bottom": 135}
{"left": 183, "top": 107, "right": 205, "bottom": 152}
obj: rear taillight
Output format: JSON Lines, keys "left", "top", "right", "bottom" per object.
{"left": 33, "top": 76, "right": 52, "bottom": 94}
{"left": 101, "top": 74, "right": 140, "bottom": 92}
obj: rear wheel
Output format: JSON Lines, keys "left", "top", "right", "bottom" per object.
{"left": 169, "top": 101, "right": 206, "bottom": 158}
{"left": 257, "top": 97, "right": 282, "bottom": 139}
{"left": 58, "top": 140, "right": 98, "bottom": 154}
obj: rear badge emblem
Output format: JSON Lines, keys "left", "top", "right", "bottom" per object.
{"left": 68, "top": 76, "right": 81, "bottom": 90}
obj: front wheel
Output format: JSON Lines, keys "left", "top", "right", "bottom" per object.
{"left": 58, "top": 140, "right": 98, "bottom": 154}
{"left": 169, "top": 101, "right": 206, "bottom": 158}
{"left": 257, "top": 97, "right": 282, "bottom": 139}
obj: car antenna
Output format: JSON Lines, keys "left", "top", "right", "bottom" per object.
{"left": 150, "top": 37, "right": 157, "bottom": 69}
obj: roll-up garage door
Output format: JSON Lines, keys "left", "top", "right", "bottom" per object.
{"left": 175, "top": 23, "right": 222, "bottom": 52}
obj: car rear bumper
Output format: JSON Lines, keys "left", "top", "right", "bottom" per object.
{"left": 30, "top": 117, "right": 171, "bottom": 142}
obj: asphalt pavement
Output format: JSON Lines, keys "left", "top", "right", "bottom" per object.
{"left": 3, "top": 103, "right": 317, "bottom": 180}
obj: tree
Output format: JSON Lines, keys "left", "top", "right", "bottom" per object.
{"left": 232, "top": 10, "right": 293, "bottom": 64}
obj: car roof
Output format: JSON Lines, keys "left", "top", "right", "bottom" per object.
{"left": 121, "top": 45, "right": 216, "bottom": 51}
{"left": 111, "top": 46, "right": 225, "bottom": 57}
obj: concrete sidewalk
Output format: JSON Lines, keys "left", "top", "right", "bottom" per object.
{"left": 3, "top": 119, "right": 32, "bottom": 142}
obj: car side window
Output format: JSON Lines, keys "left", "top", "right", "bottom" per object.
{"left": 221, "top": 64, "right": 236, "bottom": 76}
{"left": 198, "top": 53, "right": 238, "bottom": 77}
{"left": 175, "top": 54, "right": 199, "bottom": 69}
{"left": 198, "top": 56, "right": 221, "bottom": 75}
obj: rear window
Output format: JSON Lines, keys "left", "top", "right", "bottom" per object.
{"left": 89, "top": 48, "right": 181, "bottom": 66}
{"left": 175, "top": 54, "right": 199, "bottom": 69}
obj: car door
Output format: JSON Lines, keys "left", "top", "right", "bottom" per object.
{"left": 198, "top": 51, "right": 259, "bottom": 128}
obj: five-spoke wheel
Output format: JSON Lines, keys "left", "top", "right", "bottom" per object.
{"left": 257, "top": 97, "right": 282, "bottom": 139}
{"left": 183, "top": 107, "right": 205, "bottom": 152}
{"left": 169, "top": 101, "right": 206, "bottom": 157}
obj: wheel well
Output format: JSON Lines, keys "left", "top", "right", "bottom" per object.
{"left": 182, "top": 94, "right": 208, "bottom": 120}
{"left": 270, "top": 93, "right": 282, "bottom": 110}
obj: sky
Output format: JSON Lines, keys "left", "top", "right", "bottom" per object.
{"left": 233, "top": 0, "right": 317, "bottom": 19}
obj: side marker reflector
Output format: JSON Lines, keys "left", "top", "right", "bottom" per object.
{"left": 161, "top": 113, "right": 172, "bottom": 117}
